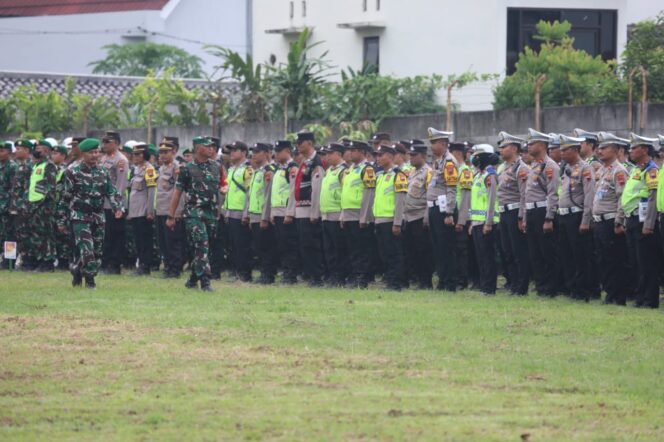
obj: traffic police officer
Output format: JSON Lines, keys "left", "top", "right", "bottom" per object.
{"left": 100, "top": 131, "right": 128, "bottom": 274}
{"left": 155, "top": 138, "right": 184, "bottom": 278}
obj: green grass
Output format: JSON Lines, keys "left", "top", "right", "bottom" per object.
{"left": 0, "top": 271, "right": 663, "bottom": 441}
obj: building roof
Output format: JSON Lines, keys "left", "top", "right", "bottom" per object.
{"left": 0, "top": 70, "right": 217, "bottom": 104}
{"left": 0, "top": 0, "right": 169, "bottom": 17}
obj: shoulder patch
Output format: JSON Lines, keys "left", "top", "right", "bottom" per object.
{"left": 582, "top": 168, "right": 591, "bottom": 181}
{"left": 459, "top": 168, "right": 473, "bottom": 190}
{"left": 145, "top": 166, "right": 157, "bottom": 187}
{"left": 117, "top": 159, "right": 126, "bottom": 172}
{"left": 518, "top": 169, "right": 528, "bottom": 181}
{"left": 646, "top": 167, "right": 659, "bottom": 190}
{"left": 443, "top": 161, "right": 458, "bottom": 185}
{"left": 615, "top": 171, "right": 626, "bottom": 186}
{"left": 426, "top": 169, "right": 433, "bottom": 186}
{"left": 363, "top": 166, "right": 376, "bottom": 188}
{"left": 394, "top": 172, "right": 408, "bottom": 193}
{"left": 485, "top": 174, "right": 493, "bottom": 187}
{"left": 544, "top": 167, "right": 553, "bottom": 180}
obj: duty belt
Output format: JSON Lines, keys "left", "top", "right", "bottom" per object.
{"left": 525, "top": 201, "right": 547, "bottom": 210}
{"left": 498, "top": 202, "right": 520, "bottom": 213}
{"left": 592, "top": 213, "right": 616, "bottom": 222}
{"left": 557, "top": 207, "right": 583, "bottom": 216}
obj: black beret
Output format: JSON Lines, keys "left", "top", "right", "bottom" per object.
{"left": 376, "top": 144, "right": 396, "bottom": 155}
{"left": 227, "top": 141, "right": 248, "bottom": 151}
{"left": 326, "top": 143, "right": 345, "bottom": 154}
{"left": 296, "top": 132, "right": 315, "bottom": 143}
{"left": 349, "top": 140, "right": 371, "bottom": 152}
{"left": 274, "top": 140, "right": 293, "bottom": 151}
{"left": 72, "top": 136, "right": 86, "bottom": 144}
{"left": 252, "top": 142, "right": 272, "bottom": 153}
{"left": 371, "top": 132, "right": 391, "bottom": 143}
{"left": 399, "top": 140, "right": 413, "bottom": 149}
{"left": 410, "top": 144, "right": 428, "bottom": 155}
{"left": 207, "top": 137, "right": 220, "bottom": 148}
{"left": 395, "top": 143, "right": 408, "bottom": 154}
{"left": 449, "top": 142, "right": 467, "bottom": 153}
{"left": 102, "top": 131, "right": 121, "bottom": 143}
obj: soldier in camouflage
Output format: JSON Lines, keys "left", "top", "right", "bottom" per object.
{"left": 167, "top": 136, "right": 220, "bottom": 291}
{"left": 11, "top": 140, "right": 34, "bottom": 269}
{"left": 0, "top": 141, "right": 17, "bottom": 269}
{"left": 57, "top": 138, "right": 124, "bottom": 289}
{"left": 52, "top": 144, "right": 71, "bottom": 270}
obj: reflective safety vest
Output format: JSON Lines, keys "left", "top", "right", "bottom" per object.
{"left": 270, "top": 165, "right": 291, "bottom": 209}
{"left": 470, "top": 168, "right": 499, "bottom": 223}
{"left": 28, "top": 161, "right": 47, "bottom": 203}
{"left": 658, "top": 165, "right": 664, "bottom": 213}
{"left": 225, "top": 163, "right": 249, "bottom": 211}
{"left": 320, "top": 164, "right": 346, "bottom": 214}
{"left": 373, "top": 170, "right": 396, "bottom": 218}
{"left": 248, "top": 165, "right": 274, "bottom": 214}
{"left": 341, "top": 164, "right": 365, "bottom": 210}
{"left": 457, "top": 163, "right": 472, "bottom": 208}
{"left": 622, "top": 161, "right": 656, "bottom": 215}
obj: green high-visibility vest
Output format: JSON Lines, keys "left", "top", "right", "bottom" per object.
{"left": 320, "top": 164, "right": 345, "bottom": 214}
{"left": 621, "top": 165, "right": 649, "bottom": 215}
{"left": 270, "top": 166, "right": 290, "bottom": 209}
{"left": 341, "top": 164, "right": 364, "bottom": 210}
{"left": 248, "top": 165, "right": 272, "bottom": 215}
{"left": 28, "top": 161, "right": 47, "bottom": 203}
{"left": 470, "top": 169, "right": 499, "bottom": 223}
{"left": 658, "top": 167, "right": 664, "bottom": 213}
{"left": 225, "top": 164, "right": 248, "bottom": 211}
{"left": 373, "top": 170, "right": 396, "bottom": 218}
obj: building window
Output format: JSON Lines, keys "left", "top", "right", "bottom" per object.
{"left": 363, "top": 36, "right": 379, "bottom": 72}
{"left": 362, "top": 0, "right": 367, "bottom": 12}
{"left": 506, "top": 8, "right": 617, "bottom": 74}
{"left": 302, "top": 1, "right": 306, "bottom": 17}
{"left": 289, "top": 1, "right": 294, "bottom": 19}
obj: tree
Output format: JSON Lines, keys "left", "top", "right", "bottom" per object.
{"left": 63, "top": 78, "right": 120, "bottom": 133}
{"left": 493, "top": 20, "right": 625, "bottom": 110}
{"left": 621, "top": 12, "right": 664, "bottom": 103}
{"left": 442, "top": 71, "right": 496, "bottom": 129}
{"left": 6, "top": 84, "right": 69, "bottom": 135}
{"left": 89, "top": 42, "right": 204, "bottom": 78}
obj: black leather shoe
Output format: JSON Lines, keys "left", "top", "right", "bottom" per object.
{"left": 185, "top": 274, "right": 198, "bottom": 289}
{"left": 200, "top": 276, "right": 213, "bottom": 292}
{"left": 71, "top": 268, "right": 83, "bottom": 287}
{"left": 84, "top": 276, "right": 96, "bottom": 289}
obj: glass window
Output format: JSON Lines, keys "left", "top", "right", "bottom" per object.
{"left": 363, "top": 37, "right": 379, "bottom": 72}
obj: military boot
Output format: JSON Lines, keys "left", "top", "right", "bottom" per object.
{"left": 185, "top": 273, "right": 198, "bottom": 289}
{"left": 200, "top": 276, "right": 213, "bottom": 292}
{"left": 84, "top": 276, "right": 96, "bottom": 289}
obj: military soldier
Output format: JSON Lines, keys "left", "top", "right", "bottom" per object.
{"left": 340, "top": 140, "right": 376, "bottom": 289}
{"left": 403, "top": 143, "right": 434, "bottom": 289}
{"left": 57, "top": 138, "right": 124, "bottom": 289}
{"left": 450, "top": 142, "right": 472, "bottom": 290}
{"left": 11, "top": 140, "right": 33, "bottom": 269}
{"left": 100, "top": 131, "right": 129, "bottom": 274}
{"left": 167, "top": 136, "right": 220, "bottom": 291}
{"left": 469, "top": 144, "right": 501, "bottom": 295}
{"left": 286, "top": 131, "right": 326, "bottom": 287}
{"left": 224, "top": 141, "right": 253, "bottom": 282}
{"left": 0, "top": 141, "right": 17, "bottom": 269}
{"left": 593, "top": 132, "right": 629, "bottom": 305}
{"left": 26, "top": 139, "right": 58, "bottom": 272}
{"left": 319, "top": 143, "right": 348, "bottom": 287}
{"left": 523, "top": 128, "right": 560, "bottom": 297}
{"left": 557, "top": 135, "right": 596, "bottom": 301}
{"left": 622, "top": 134, "right": 661, "bottom": 308}
{"left": 425, "top": 127, "right": 458, "bottom": 291}
{"left": 155, "top": 139, "right": 184, "bottom": 278}
{"left": 52, "top": 144, "right": 71, "bottom": 270}
{"left": 263, "top": 140, "right": 299, "bottom": 284}
{"left": 244, "top": 142, "right": 278, "bottom": 284}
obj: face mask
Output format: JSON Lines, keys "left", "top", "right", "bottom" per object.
{"left": 471, "top": 154, "right": 480, "bottom": 168}
{"left": 32, "top": 150, "right": 42, "bottom": 160}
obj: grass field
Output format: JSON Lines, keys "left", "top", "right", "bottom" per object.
{"left": 0, "top": 271, "right": 663, "bottom": 441}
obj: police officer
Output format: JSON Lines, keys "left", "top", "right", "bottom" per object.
{"left": 100, "top": 131, "right": 129, "bottom": 274}
{"left": 224, "top": 141, "right": 253, "bottom": 282}
{"left": 244, "top": 142, "right": 278, "bottom": 284}
{"left": 523, "top": 129, "right": 560, "bottom": 297}
{"left": 167, "top": 136, "right": 220, "bottom": 291}
{"left": 263, "top": 140, "right": 299, "bottom": 284}
{"left": 340, "top": 140, "right": 376, "bottom": 289}
{"left": 425, "top": 127, "right": 458, "bottom": 291}
{"left": 557, "top": 135, "right": 596, "bottom": 301}
{"left": 450, "top": 142, "right": 472, "bottom": 290}
{"left": 574, "top": 128, "right": 602, "bottom": 173}
{"left": 286, "top": 131, "right": 326, "bottom": 287}
{"left": 496, "top": 132, "right": 529, "bottom": 296}
{"left": 57, "top": 138, "right": 124, "bottom": 289}
{"left": 622, "top": 133, "right": 661, "bottom": 308}
{"left": 155, "top": 139, "right": 184, "bottom": 278}
{"left": 403, "top": 143, "right": 434, "bottom": 289}
{"left": 373, "top": 143, "right": 408, "bottom": 291}
{"left": 319, "top": 143, "right": 348, "bottom": 287}
{"left": 593, "top": 132, "right": 629, "bottom": 305}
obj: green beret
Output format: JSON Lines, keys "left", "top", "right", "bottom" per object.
{"left": 192, "top": 136, "right": 212, "bottom": 146}
{"left": 15, "top": 139, "right": 35, "bottom": 150}
{"left": 55, "top": 145, "right": 68, "bottom": 155}
{"left": 122, "top": 144, "right": 133, "bottom": 154}
{"left": 148, "top": 144, "right": 158, "bottom": 157}
{"left": 1, "top": 141, "right": 13, "bottom": 150}
{"left": 38, "top": 139, "right": 53, "bottom": 149}
{"left": 182, "top": 148, "right": 193, "bottom": 155}
{"left": 79, "top": 138, "right": 101, "bottom": 153}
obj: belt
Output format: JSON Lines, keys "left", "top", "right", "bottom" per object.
{"left": 525, "top": 201, "right": 547, "bottom": 210}
{"left": 593, "top": 213, "right": 616, "bottom": 222}
{"left": 426, "top": 200, "right": 443, "bottom": 208}
{"left": 498, "top": 202, "right": 520, "bottom": 213}
{"left": 557, "top": 207, "right": 583, "bottom": 216}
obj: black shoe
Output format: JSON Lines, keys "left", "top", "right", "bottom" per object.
{"left": 84, "top": 276, "right": 96, "bottom": 289}
{"left": 239, "top": 274, "right": 252, "bottom": 283}
{"left": 257, "top": 276, "right": 275, "bottom": 285}
{"left": 185, "top": 274, "right": 198, "bottom": 289}
{"left": 200, "top": 276, "right": 213, "bottom": 292}
{"left": 71, "top": 268, "right": 83, "bottom": 287}
{"left": 37, "top": 262, "right": 54, "bottom": 272}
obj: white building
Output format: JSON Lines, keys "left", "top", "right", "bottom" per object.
{"left": 0, "top": 0, "right": 249, "bottom": 77}
{"left": 252, "top": 0, "right": 663, "bottom": 111}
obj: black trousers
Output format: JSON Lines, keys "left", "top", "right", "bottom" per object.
{"left": 322, "top": 220, "right": 347, "bottom": 285}
{"left": 375, "top": 222, "right": 404, "bottom": 290}
{"left": 250, "top": 222, "right": 278, "bottom": 282}
{"left": 156, "top": 215, "right": 184, "bottom": 276}
{"left": 344, "top": 220, "right": 373, "bottom": 287}
{"left": 428, "top": 207, "right": 457, "bottom": 291}
{"left": 296, "top": 218, "right": 323, "bottom": 284}
{"left": 525, "top": 207, "right": 559, "bottom": 295}
{"left": 455, "top": 226, "right": 469, "bottom": 289}
{"left": 558, "top": 212, "right": 595, "bottom": 300}
{"left": 273, "top": 216, "right": 299, "bottom": 282}
{"left": 627, "top": 216, "right": 662, "bottom": 308}
{"left": 499, "top": 209, "right": 529, "bottom": 294}
{"left": 593, "top": 219, "right": 628, "bottom": 305}
{"left": 131, "top": 217, "right": 153, "bottom": 272}
{"left": 228, "top": 218, "right": 252, "bottom": 281}
{"left": 471, "top": 224, "right": 498, "bottom": 294}
{"left": 102, "top": 209, "right": 125, "bottom": 270}
{"left": 403, "top": 218, "right": 433, "bottom": 288}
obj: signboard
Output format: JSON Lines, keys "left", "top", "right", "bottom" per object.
{"left": 4, "top": 241, "right": 17, "bottom": 260}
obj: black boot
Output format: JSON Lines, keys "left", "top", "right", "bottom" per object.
{"left": 84, "top": 276, "right": 96, "bottom": 289}
{"left": 200, "top": 276, "right": 213, "bottom": 292}
{"left": 71, "top": 268, "right": 83, "bottom": 287}
{"left": 185, "top": 273, "right": 198, "bottom": 289}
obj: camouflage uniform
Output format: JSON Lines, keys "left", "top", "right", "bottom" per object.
{"left": 54, "top": 164, "right": 72, "bottom": 268}
{"left": 57, "top": 162, "right": 123, "bottom": 278}
{"left": 0, "top": 157, "right": 17, "bottom": 267}
{"left": 26, "top": 157, "right": 58, "bottom": 266}
{"left": 176, "top": 159, "right": 220, "bottom": 279}
{"left": 11, "top": 159, "right": 32, "bottom": 265}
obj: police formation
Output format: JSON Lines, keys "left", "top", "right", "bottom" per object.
{"left": 1, "top": 128, "right": 663, "bottom": 309}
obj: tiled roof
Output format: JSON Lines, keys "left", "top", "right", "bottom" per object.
{"left": 0, "top": 0, "right": 168, "bottom": 17}
{"left": 0, "top": 71, "right": 217, "bottom": 104}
